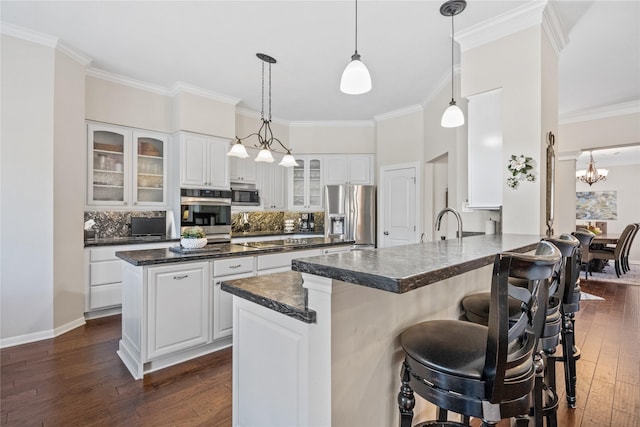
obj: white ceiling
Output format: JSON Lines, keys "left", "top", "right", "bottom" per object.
{"left": 577, "top": 145, "right": 640, "bottom": 168}
{"left": 1, "top": 1, "right": 639, "bottom": 122}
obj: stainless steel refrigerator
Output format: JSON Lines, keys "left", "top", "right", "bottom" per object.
{"left": 324, "top": 185, "right": 376, "bottom": 248}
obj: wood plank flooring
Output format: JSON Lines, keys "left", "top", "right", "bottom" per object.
{"left": 1, "top": 279, "right": 638, "bottom": 426}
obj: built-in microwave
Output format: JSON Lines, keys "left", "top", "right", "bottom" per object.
{"left": 179, "top": 189, "right": 232, "bottom": 240}
{"left": 231, "top": 187, "right": 260, "bottom": 206}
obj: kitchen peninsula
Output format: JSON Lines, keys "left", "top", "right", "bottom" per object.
{"left": 114, "top": 237, "right": 350, "bottom": 380}
{"left": 221, "top": 234, "right": 542, "bottom": 427}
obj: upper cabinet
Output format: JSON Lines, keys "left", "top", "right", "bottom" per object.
{"left": 467, "top": 89, "right": 503, "bottom": 209}
{"left": 176, "top": 132, "right": 230, "bottom": 190}
{"left": 257, "top": 154, "right": 287, "bottom": 210}
{"left": 229, "top": 148, "right": 258, "bottom": 184}
{"left": 288, "top": 155, "right": 323, "bottom": 211}
{"left": 87, "top": 122, "right": 168, "bottom": 208}
{"left": 324, "top": 154, "right": 374, "bottom": 185}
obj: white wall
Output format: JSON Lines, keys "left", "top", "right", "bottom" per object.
{"left": 173, "top": 91, "right": 236, "bottom": 138}
{"left": 1, "top": 35, "right": 56, "bottom": 342}
{"left": 289, "top": 122, "right": 375, "bottom": 154}
{"left": 462, "top": 26, "right": 551, "bottom": 235}
{"left": 560, "top": 112, "right": 640, "bottom": 151}
{"left": 86, "top": 76, "right": 173, "bottom": 133}
{"left": 53, "top": 48, "right": 87, "bottom": 329}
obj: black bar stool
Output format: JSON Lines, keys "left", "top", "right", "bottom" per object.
{"left": 398, "top": 241, "right": 561, "bottom": 427}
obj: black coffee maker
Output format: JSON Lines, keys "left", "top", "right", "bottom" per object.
{"left": 300, "top": 213, "right": 315, "bottom": 232}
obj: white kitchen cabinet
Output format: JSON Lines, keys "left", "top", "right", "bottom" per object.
{"left": 85, "top": 241, "right": 172, "bottom": 316}
{"left": 288, "top": 155, "right": 324, "bottom": 211}
{"left": 324, "top": 154, "right": 374, "bottom": 185}
{"left": 146, "top": 261, "right": 210, "bottom": 360}
{"left": 256, "top": 249, "right": 323, "bottom": 275}
{"left": 258, "top": 158, "right": 287, "bottom": 210}
{"left": 212, "top": 257, "right": 256, "bottom": 341}
{"left": 229, "top": 148, "right": 258, "bottom": 184}
{"left": 87, "top": 122, "right": 169, "bottom": 208}
{"left": 176, "top": 132, "right": 230, "bottom": 190}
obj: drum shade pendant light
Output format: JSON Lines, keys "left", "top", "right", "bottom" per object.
{"left": 576, "top": 151, "right": 608, "bottom": 186}
{"left": 440, "top": 0, "right": 466, "bottom": 128}
{"left": 340, "top": 0, "right": 372, "bottom": 94}
{"left": 228, "top": 53, "right": 297, "bottom": 167}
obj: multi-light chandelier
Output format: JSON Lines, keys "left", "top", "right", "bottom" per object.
{"left": 576, "top": 151, "right": 608, "bottom": 186}
{"left": 228, "top": 53, "right": 297, "bottom": 167}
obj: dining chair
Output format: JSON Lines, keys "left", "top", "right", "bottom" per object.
{"left": 621, "top": 223, "right": 639, "bottom": 273}
{"left": 571, "top": 229, "right": 595, "bottom": 280}
{"left": 588, "top": 224, "right": 636, "bottom": 278}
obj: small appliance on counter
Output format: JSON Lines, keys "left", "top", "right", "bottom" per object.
{"left": 299, "top": 213, "right": 315, "bottom": 232}
{"left": 131, "top": 216, "right": 166, "bottom": 238}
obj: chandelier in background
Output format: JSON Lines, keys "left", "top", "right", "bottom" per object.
{"left": 576, "top": 151, "right": 608, "bottom": 186}
{"left": 228, "top": 53, "right": 297, "bottom": 167}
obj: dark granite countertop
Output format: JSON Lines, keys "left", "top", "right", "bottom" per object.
{"left": 231, "top": 231, "right": 324, "bottom": 239}
{"left": 221, "top": 271, "right": 315, "bottom": 323}
{"left": 84, "top": 236, "right": 178, "bottom": 247}
{"left": 116, "top": 238, "right": 353, "bottom": 266}
{"left": 292, "top": 234, "right": 542, "bottom": 294}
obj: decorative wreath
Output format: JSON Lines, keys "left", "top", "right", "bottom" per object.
{"left": 507, "top": 154, "right": 536, "bottom": 189}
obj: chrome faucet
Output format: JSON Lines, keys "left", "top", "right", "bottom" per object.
{"left": 435, "top": 208, "right": 463, "bottom": 239}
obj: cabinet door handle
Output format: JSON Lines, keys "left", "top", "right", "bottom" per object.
{"left": 229, "top": 264, "right": 242, "bottom": 269}
{"left": 383, "top": 231, "right": 389, "bottom": 235}
{"left": 173, "top": 274, "right": 189, "bottom": 280}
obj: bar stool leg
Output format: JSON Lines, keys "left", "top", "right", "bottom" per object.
{"left": 398, "top": 362, "right": 415, "bottom": 427}
{"left": 562, "top": 315, "right": 578, "bottom": 408}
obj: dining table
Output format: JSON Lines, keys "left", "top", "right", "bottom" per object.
{"left": 591, "top": 233, "right": 620, "bottom": 245}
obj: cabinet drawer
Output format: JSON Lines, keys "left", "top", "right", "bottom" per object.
{"left": 90, "top": 247, "right": 119, "bottom": 262}
{"left": 321, "top": 245, "right": 351, "bottom": 255}
{"left": 90, "top": 283, "right": 122, "bottom": 310}
{"left": 213, "top": 257, "right": 255, "bottom": 276}
{"left": 90, "top": 260, "right": 122, "bottom": 286}
{"left": 257, "top": 249, "right": 322, "bottom": 271}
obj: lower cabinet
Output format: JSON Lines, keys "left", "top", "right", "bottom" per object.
{"left": 85, "top": 241, "right": 172, "bottom": 316}
{"left": 213, "top": 271, "right": 255, "bottom": 340}
{"left": 146, "top": 262, "right": 210, "bottom": 360}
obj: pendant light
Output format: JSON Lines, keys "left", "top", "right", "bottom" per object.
{"left": 576, "top": 151, "right": 608, "bottom": 186}
{"left": 228, "top": 53, "right": 297, "bottom": 167}
{"left": 440, "top": 0, "right": 466, "bottom": 128}
{"left": 340, "top": 0, "right": 372, "bottom": 94}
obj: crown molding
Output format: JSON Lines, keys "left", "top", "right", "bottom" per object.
{"left": 170, "top": 82, "right": 241, "bottom": 105}
{"left": 86, "top": 67, "right": 171, "bottom": 96}
{"left": 2, "top": 22, "right": 92, "bottom": 66}
{"left": 1, "top": 21, "right": 57, "bottom": 47}
{"left": 374, "top": 104, "right": 424, "bottom": 122}
{"left": 559, "top": 100, "right": 640, "bottom": 124}
{"left": 541, "top": 2, "right": 568, "bottom": 57}
{"left": 423, "top": 64, "right": 460, "bottom": 109}
{"left": 289, "top": 120, "right": 375, "bottom": 128}
{"left": 456, "top": 1, "right": 548, "bottom": 52}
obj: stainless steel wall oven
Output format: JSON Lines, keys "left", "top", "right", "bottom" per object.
{"left": 179, "top": 189, "right": 232, "bottom": 241}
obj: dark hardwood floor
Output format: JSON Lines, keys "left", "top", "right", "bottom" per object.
{"left": 1, "top": 280, "right": 638, "bottom": 426}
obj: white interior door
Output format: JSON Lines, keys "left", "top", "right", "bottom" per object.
{"left": 379, "top": 165, "right": 418, "bottom": 248}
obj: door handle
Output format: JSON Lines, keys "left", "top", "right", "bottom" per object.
{"left": 383, "top": 231, "right": 389, "bottom": 235}
{"left": 173, "top": 274, "right": 188, "bottom": 280}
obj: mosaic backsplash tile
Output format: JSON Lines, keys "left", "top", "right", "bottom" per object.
{"left": 231, "top": 211, "right": 324, "bottom": 234}
{"left": 84, "top": 211, "right": 166, "bottom": 238}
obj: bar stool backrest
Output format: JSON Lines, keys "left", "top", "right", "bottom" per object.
{"left": 572, "top": 229, "right": 595, "bottom": 263}
{"left": 543, "top": 234, "right": 580, "bottom": 305}
{"left": 485, "top": 241, "right": 561, "bottom": 403}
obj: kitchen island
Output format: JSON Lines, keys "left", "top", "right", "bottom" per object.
{"left": 114, "top": 237, "right": 351, "bottom": 379}
{"left": 221, "top": 234, "right": 542, "bottom": 427}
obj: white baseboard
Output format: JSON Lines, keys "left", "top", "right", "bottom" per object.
{"left": 0, "top": 316, "right": 86, "bottom": 349}
{"left": 84, "top": 306, "right": 121, "bottom": 320}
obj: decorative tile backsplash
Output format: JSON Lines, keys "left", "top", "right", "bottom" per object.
{"left": 231, "top": 211, "right": 324, "bottom": 234}
{"left": 84, "top": 211, "right": 166, "bottom": 238}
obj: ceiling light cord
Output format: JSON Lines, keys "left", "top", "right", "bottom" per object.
{"left": 450, "top": 12, "right": 455, "bottom": 102}
{"left": 340, "top": 0, "right": 372, "bottom": 94}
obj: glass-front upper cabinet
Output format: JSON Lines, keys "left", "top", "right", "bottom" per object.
{"left": 133, "top": 131, "right": 167, "bottom": 206}
{"left": 288, "top": 155, "right": 323, "bottom": 211}
{"left": 88, "top": 123, "right": 130, "bottom": 206}
{"left": 87, "top": 122, "right": 168, "bottom": 208}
